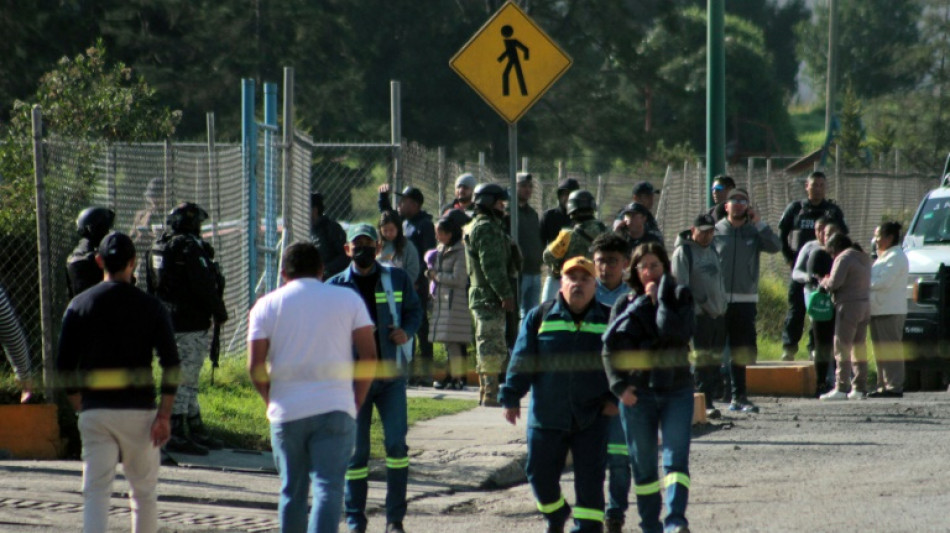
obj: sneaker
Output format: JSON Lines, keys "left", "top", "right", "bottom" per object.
{"left": 819, "top": 388, "right": 848, "bottom": 401}
{"left": 705, "top": 407, "right": 722, "bottom": 420}
{"left": 780, "top": 347, "right": 796, "bottom": 362}
{"left": 433, "top": 379, "right": 448, "bottom": 390}
{"left": 867, "top": 389, "right": 903, "bottom": 398}
{"left": 605, "top": 517, "right": 624, "bottom": 533}
{"left": 668, "top": 526, "right": 691, "bottom": 533}
{"left": 847, "top": 390, "right": 867, "bottom": 400}
{"left": 385, "top": 522, "right": 406, "bottom": 533}
{"left": 728, "top": 399, "right": 759, "bottom": 413}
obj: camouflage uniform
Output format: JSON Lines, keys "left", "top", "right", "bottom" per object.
{"left": 543, "top": 219, "right": 609, "bottom": 278}
{"left": 465, "top": 211, "right": 517, "bottom": 380}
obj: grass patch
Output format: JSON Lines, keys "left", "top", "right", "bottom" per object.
{"left": 790, "top": 105, "right": 827, "bottom": 153}
{"left": 197, "top": 355, "right": 476, "bottom": 457}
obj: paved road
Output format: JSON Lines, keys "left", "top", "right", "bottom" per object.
{"left": 3, "top": 389, "right": 950, "bottom": 532}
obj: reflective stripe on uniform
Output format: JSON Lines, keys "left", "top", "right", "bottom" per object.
{"left": 538, "top": 320, "right": 606, "bottom": 335}
{"left": 573, "top": 507, "right": 605, "bottom": 522}
{"left": 635, "top": 480, "right": 661, "bottom": 495}
{"left": 536, "top": 494, "right": 566, "bottom": 514}
{"left": 607, "top": 443, "right": 629, "bottom": 456}
{"left": 375, "top": 291, "right": 403, "bottom": 304}
{"left": 345, "top": 467, "right": 369, "bottom": 480}
{"left": 664, "top": 471, "right": 691, "bottom": 490}
{"left": 385, "top": 456, "right": 410, "bottom": 469}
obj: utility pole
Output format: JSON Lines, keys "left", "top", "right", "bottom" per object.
{"left": 706, "top": 0, "right": 726, "bottom": 206}
{"left": 824, "top": 0, "right": 838, "bottom": 139}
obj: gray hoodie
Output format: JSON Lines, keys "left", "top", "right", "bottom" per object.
{"left": 713, "top": 217, "right": 782, "bottom": 303}
{"left": 671, "top": 233, "right": 728, "bottom": 318}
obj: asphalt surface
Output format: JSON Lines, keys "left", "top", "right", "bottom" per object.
{"left": 3, "top": 388, "right": 950, "bottom": 532}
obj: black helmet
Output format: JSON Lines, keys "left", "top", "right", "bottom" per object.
{"left": 473, "top": 183, "right": 509, "bottom": 208}
{"left": 167, "top": 202, "right": 208, "bottom": 234}
{"left": 567, "top": 190, "right": 596, "bottom": 216}
{"left": 76, "top": 207, "right": 115, "bottom": 240}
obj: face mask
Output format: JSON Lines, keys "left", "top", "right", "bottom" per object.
{"left": 352, "top": 246, "right": 376, "bottom": 269}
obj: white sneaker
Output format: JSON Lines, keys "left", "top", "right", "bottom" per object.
{"left": 847, "top": 390, "right": 867, "bottom": 400}
{"left": 820, "top": 389, "right": 848, "bottom": 401}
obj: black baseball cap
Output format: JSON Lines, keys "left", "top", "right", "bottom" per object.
{"left": 622, "top": 203, "right": 651, "bottom": 218}
{"left": 632, "top": 181, "right": 659, "bottom": 196}
{"left": 98, "top": 231, "right": 136, "bottom": 265}
{"left": 557, "top": 178, "right": 580, "bottom": 192}
{"left": 396, "top": 186, "right": 424, "bottom": 206}
{"left": 693, "top": 213, "right": 716, "bottom": 231}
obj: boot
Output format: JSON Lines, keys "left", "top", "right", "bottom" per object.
{"left": 187, "top": 413, "right": 225, "bottom": 450}
{"left": 164, "top": 415, "right": 209, "bottom": 456}
{"left": 481, "top": 374, "right": 501, "bottom": 407}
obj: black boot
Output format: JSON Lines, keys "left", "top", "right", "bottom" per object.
{"left": 187, "top": 413, "right": 225, "bottom": 450}
{"left": 164, "top": 415, "right": 209, "bottom": 456}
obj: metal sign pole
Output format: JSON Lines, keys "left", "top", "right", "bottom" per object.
{"left": 509, "top": 122, "right": 518, "bottom": 240}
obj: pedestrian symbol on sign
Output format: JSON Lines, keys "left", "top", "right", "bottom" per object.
{"left": 498, "top": 25, "right": 529, "bottom": 96}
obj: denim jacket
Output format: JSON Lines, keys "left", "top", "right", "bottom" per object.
{"left": 327, "top": 262, "right": 422, "bottom": 379}
{"left": 499, "top": 295, "right": 614, "bottom": 431}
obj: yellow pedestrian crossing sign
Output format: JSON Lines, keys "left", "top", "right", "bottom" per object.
{"left": 450, "top": 1, "right": 572, "bottom": 124}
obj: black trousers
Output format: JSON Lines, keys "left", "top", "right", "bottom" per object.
{"left": 725, "top": 302, "right": 757, "bottom": 401}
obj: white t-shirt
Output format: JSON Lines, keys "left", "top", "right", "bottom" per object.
{"left": 248, "top": 278, "right": 373, "bottom": 423}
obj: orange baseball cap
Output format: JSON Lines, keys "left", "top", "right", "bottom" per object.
{"left": 562, "top": 256, "right": 596, "bottom": 277}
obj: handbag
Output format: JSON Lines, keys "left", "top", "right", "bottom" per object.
{"left": 806, "top": 289, "right": 833, "bottom": 322}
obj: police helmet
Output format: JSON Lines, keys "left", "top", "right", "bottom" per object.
{"left": 567, "top": 190, "right": 596, "bottom": 216}
{"left": 76, "top": 207, "right": 115, "bottom": 240}
{"left": 167, "top": 202, "right": 208, "bottom": 234}
{"left": 473, "top": 183, "right": 509, "bottom": 208}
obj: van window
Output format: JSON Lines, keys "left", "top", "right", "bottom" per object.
{"left": 910, "top": 197, "right": 950, "bottom": 243}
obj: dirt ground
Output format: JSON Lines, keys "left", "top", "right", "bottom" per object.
{"left": 393, "top": 392, "right": 950, "bottom": 533}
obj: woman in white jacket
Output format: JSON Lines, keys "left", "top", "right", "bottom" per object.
{"left": 868, "top": 221, "right": 909, "bottom": 398}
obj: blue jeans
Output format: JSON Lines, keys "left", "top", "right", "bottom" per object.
{"left": 519, "top": 273, "right": 542, "bottom": 318}
{"left": 270, "top": 410, "right": 356, "bottom": 533}
{"left": 606, "top": 415, "right": 632, "bottom": 522}
{"left": 620, "top": 385, "right": 693, "bottom": 533}
{"left": 525, "top": 417, "right": 609, "bottom": 532}
{"left": 345, "top": 378, "right": 409, "bottom": 530}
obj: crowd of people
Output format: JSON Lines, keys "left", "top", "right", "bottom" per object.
{"left": 39, "top": 168, "right": 913, "bottom": 533}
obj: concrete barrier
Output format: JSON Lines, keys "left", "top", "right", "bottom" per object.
{"left": 693, "top": 393, "right": 707, "bottom": 424}
{"left": 746, "top": 362, "right": 817, "bottom": 397}
{"left": 0, "top": 404, "right": 63, "bottom": 459}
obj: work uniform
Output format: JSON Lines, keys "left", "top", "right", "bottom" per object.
{"left": 499, "top": 296, "right": 614, "bottom": 532}
{"left": 465, "top": 209, "right": 518, "bottom": 403}
{"left": 326, "top": 262, "right": 422, "bottom": 532}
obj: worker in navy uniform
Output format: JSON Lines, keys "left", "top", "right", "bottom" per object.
{"left": 146, "top": 202, "right": 228, "bottom": 455}
{"left": 67, "top": 207, "right": 115, "bottom": 298}
{"left": 500, "top": 256, "right": 616, "bottom": 533}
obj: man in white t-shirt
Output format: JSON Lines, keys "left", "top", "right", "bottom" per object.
{"left": 248, "top": 242, "right": 377, "bottom": 533}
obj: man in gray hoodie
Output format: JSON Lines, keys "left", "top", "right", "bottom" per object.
{"left": 714, "top": 189, "right": 781, "bottom": 413}
{"left": 672, "top": 213, "right": 727, "bottom": 419}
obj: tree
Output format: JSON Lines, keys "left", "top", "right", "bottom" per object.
{"left": 796, "top": 0, "right": 923, "bottom": 101}
{"left": 0, "top": 41, "right": 181, "bottom": 224}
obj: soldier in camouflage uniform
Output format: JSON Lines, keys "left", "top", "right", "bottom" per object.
{"left": 465, "top": 183, "right": 519, "bottom": 407}
{"left": 542, "top": 190, "right": 608, "bottom": 300}
{"left": 147, "top": 202, "right": 228, "bottom": 455}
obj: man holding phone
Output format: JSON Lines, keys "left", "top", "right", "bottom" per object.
{"left": 713, "top": 188, "right": 781, "bottom": 413}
